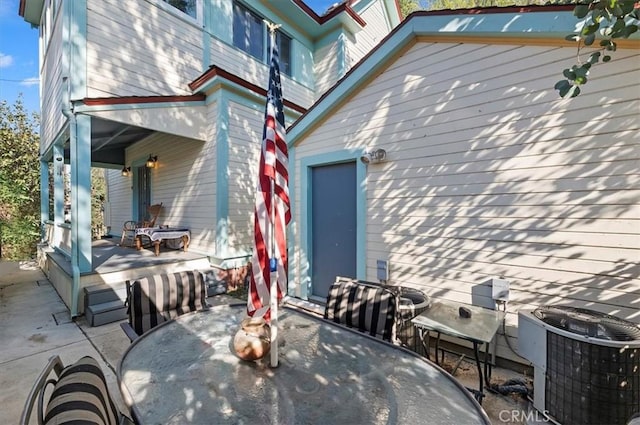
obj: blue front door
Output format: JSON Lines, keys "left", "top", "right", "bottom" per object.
{"left": 133, "top": 165, "right": 151, "bottom": 222}
{"left": 310, "top": 161, "right": 357, "bottom": 300}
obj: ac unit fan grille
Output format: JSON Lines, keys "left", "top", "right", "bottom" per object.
{"left": 534, "top": 306, "right": 640, "bottom": 341}
{"left": 546, "top": 332, "right": 640, "bottom": 425}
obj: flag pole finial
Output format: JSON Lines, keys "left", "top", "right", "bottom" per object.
{"left": 264, "top": 20, "right": 281, "bottom": 34}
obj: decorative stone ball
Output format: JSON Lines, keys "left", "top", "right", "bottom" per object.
{"left": 233, "top": 317, "right": 271, "bottom": 361}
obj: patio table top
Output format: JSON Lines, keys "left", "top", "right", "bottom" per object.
{"left": 118, "top": 304, "right": 490, "bottom": 424}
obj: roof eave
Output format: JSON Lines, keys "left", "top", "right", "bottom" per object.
{"left": 19, "top": 0, "right": 44, "bottom": 26}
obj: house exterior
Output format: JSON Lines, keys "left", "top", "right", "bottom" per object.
{"left": 287, "top": 6, "right": 640, "bottom": 364}
{"left": 19, "top": 0, "right": 402, "bottom": 316}
{"left": 20, "top": 0, "right": 640, "bottom": 366}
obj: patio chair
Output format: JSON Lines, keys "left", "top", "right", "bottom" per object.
{"left": 20, "top": 355, "right": 134, "bottom": 425}
{"left": 120, "top": 270, "right": 209, "bottom": 341}
{"left": 119, "top": 202, "right": 162, "bottom": 247}
{"left": 324, "top": 276, "right": 400, "bottom": 343}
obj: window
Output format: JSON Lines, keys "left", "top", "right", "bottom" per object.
{"left": 232, "top": 1, "right": 292, "bottom": 76}
{"left": 163, "top": 0, "right": 198, "bottom": 19}
{"left": 233, "top": 2, "right": 264, "bottom": 61}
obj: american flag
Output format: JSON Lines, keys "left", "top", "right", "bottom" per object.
{"left": 247, "top": 35, "right": 290, "bottom": 322}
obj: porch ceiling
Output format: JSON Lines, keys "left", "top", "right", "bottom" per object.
{"left": 64, "top": 116, "right": 155, "bottom": 166}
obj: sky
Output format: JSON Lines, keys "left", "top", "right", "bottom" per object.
{"left": 0, "top": 0, "right": 340, "bottom": 115}
{"left": 0, "top": 0, "right": 40, "bottom": 113}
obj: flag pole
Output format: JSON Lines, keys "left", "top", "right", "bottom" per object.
{"left": 266, "top": 21, "right": 281, "bottom": 369}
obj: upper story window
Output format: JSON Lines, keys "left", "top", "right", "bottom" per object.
{"left": 162, "top": 0, "right": 199, "bottom": 20}
{"left": 232, "top": 2, "right": 291, "bottom": 76}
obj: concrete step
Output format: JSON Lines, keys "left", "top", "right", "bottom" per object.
{"left": 84, "top": 283, "right": 128, "bottom": 306}
{"left": 85, "top": 300, "right": 128, "bottom": 327}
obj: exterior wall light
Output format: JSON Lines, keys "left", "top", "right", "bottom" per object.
{"left": 146, "top": 155, "right": 158, "bottom": 168}
{"left": 121, "top": 166, "right": 131, "bottom": 177}
{"left": 360, "top": 148, "right": 386, "bottom": 164}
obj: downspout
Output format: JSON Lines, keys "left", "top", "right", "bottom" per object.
{"left": 61, "top": 76, "right": 80, "bottom": 317}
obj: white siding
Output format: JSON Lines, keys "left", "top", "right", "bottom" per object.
{"left": 105, "top": 169, "right": 132, "bottom": 237}
{"left": 208, "top": 36, "right": 315, "bottom": 108}
{"left": 293, "top": 42, "right": 640, "bottom": 362}
{"left": 348, "top": 0, "right": 389, "bottom": 67}
{"left": 85, "top": 0, "right": 203, "bottom": 98}
{"left": 112, "top": 102, "right": 218, "bottom": 254}
{"left": 226, "top": 101, "right": 263, "bottom": 256}
{"left": 40, "top": 5, "right": 65, "bottom": 149}
{"left": 313, "top": 41, "right": 341, "bottom": 97}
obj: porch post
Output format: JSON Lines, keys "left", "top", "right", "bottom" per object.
{"left": 53, "top": 143, "right": 65, "bottom": 248}
{"left": 40, "top": 158, "right": 50, "bottom": 241}
{"left": 70, "top": 113, "right": 92, "bottom": 316}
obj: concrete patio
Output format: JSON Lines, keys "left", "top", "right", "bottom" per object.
{"left": 1, "top": 259, "right": 533, "bottom": 424}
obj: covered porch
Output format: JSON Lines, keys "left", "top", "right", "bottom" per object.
{"left": 41, "top": 96, "right": 208, "bottom": 317}
{"left": 37, "top": 235, "right": 215, "bottom": 317}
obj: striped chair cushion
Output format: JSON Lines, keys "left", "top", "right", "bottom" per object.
{"left": 324, "top": 278, "right": 399, "bottom": 342}
{"left": 128, "top": 270, "right": 208, "bottom": 336}
{"left": 44, "top": 356, "right": 120, "bottom": 425}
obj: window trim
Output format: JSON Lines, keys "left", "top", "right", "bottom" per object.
{"left": 232, "top": 1, "right": 292, "bottom": 77}
{"left": 152, "top": 0, "right": 204, "bottom": 27}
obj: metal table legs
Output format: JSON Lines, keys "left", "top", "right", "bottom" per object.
{"left": 416, "top": 327, "right": 491, "bottom": 404}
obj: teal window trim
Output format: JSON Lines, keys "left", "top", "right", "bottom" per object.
{"left": 232, "top": 0, "right": 292, "bottom": 76}
{"left": 130, "top": 157, "right": 152, "bottom": 222}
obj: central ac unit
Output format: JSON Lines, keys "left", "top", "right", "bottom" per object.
{"left": 518, "top": 306, "right": 640, "bottom": 425}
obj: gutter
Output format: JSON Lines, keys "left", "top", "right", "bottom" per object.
{"left": 61, "top": 76, "right": 80, "bottom": 318}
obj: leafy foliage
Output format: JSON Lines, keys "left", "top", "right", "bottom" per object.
{"left": 0, "top": 97, "right": 41, "bottom": 259}
{"left": 556, "top": 0, "right": 639, "bottom": 97}
{"left": 91, "top": 169, "right": 107, "bottom": 238}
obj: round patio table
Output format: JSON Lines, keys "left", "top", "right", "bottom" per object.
{"left": 118, "top": 304, "right": 490, "bottom": 424}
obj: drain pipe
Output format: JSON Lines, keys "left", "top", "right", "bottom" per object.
{"left": 61, "top": 76, "right": 80, "bottom": 317}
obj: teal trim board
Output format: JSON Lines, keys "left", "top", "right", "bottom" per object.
{"left": 69, "top": 0, "right": 87, "bottom": 101}
{"left": 40, "top": 160, "right": 50, "bottom": 240}
{"left": 215, "top": 93, "right": 229, "bottom": 257}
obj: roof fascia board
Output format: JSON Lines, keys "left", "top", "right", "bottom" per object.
{"left": 73, "top": 95, "right": 206, "bottom": 113}
{"left": 19, "top": 0, "right": 44, "bottom": 26}
{"left": 411, "top": 9, "right": 580, "bottom": 38}
{"left": 189, "top": 66, "right": 307, "bottom": 113}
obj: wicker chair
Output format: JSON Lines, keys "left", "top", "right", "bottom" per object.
{"left": 119, "top": 202, "right": 162, "bottom": 247}
{"left": 20, "top": 355, "right": 133, "bottom": 425}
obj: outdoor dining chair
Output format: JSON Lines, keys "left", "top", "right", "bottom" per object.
{"left": 324, "top": 276, "right": 400, "bottom": 343}
{"left": 119, "top": 202, "right": 163, "bottom": 247}
{"left": 20, "top": 354, "right": 134, "bottom": 425}
{"left": 120, "top": 270, "right": 209, "bottom": 341}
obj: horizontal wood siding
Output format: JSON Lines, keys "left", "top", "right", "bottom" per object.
{"left": 115, "top": 101, "right": 218, "bottom": 254}
{"left": 226, "top": 101, "right": 263, "bottom": 256}
{"left": 207, "top": 36, "right": 315, "bottom": 108}
{"left": 105, "top": 169, "right": 132, "bottom": 236}
{"left": 313, "top": 41, "right": 340, "bottom": 98}
{"left": 40, "top": 9, "right": 65, "bottom": 148}
{"left": 85, "top": 0, "right": 203, "bottom": 98}
{"left": 348, "top": 0, "right": 389, "bottom": 68}
{"left": 293, "top": 42, "right": 640, "bottom": 362}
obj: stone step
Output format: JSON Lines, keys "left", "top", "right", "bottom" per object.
{"left": 85, "top": 300, "right": 128, "bottom": 327}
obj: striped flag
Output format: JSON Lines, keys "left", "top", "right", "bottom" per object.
{"left": 247, "top": 34, "right": 290, "bottom": 322}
